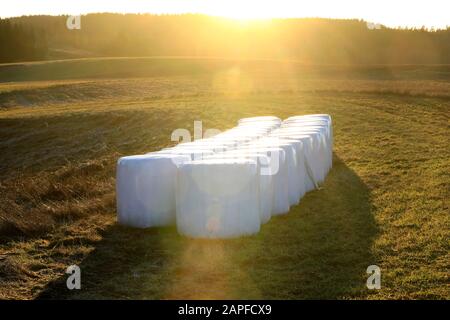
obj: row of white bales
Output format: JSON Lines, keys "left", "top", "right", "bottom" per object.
{"left": 116, "top": 114, "right": 333, "bottom": 238}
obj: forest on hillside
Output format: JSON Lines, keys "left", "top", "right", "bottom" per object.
{"left": 1, "top": 13, "right": 449, "bottom": 64}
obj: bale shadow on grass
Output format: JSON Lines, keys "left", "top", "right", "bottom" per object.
{"left": 239, "top": 154, "right": 379, "bottom": 299}
{"left": 38, "top": 154, "right": 378, "bottom": 299}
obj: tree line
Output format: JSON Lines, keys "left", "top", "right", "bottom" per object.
{"left": 0, "top": 19, "right": 47, "bottom": 62}
{"left": 1, "top": 13, "right": 449, "bottom": 64}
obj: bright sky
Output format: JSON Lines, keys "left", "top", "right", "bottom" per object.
{"left": 1, "top": 0, "right": 449, "bottom": 29}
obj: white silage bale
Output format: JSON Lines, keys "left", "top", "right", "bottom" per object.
{"left": 116, "top": 154, "right": 190, "bottom": 228}
{"left": 245, "top": 139, "right": 299, "bottom": 207}
{"left": 237, "top": 124, "right": 280, "bottom": 131}
{"left": 157, "top": 148, "right": 214, "bottom": 161}
{"left": 285, "top": 114, "right": 331, "bottom": 126}
{"left": 283, "top": 119, "right": 329, "bottom": 129}
{"left": 281, "top": 139, "right": 306, "bottom": 199}
{"left": 238, "top": 116, "right": 281, "bottom": 124}
{"left": 295, "top": 126, "right": 331, "bottom": 172}
{"left": 176, "top": 159, "right": 260, "bottom": 238}
{"left": 279, "top": 123, "right": 332, "bottom": 170}
{"left": 264, "top": 138, "right": 307, "bottom": 199}
{"left": 214, "top": 135, "right": 254, "bottom": 145}
{"left": 227, "top": 128, "right": 273, "bottom": 135}
{"left": 267, "top": 134, "right": 317, "bottom": 192}
{"left": 206, "top": 153, "right": 273, "bottom": 224}
{"left": 284, "top": 115, "right": 332, "bottom": 137}
{"left": 281, "top": 129, "right": 329, "bottom": 181}
{"left": 171, "top": 143, "right": 230, "bottom": 154}
{"left": 255, "top": 137, "right": 307, "bottom": 201}
{"left": 282, "top": 120, "right": 331, "bottom": 150}
{"left": 197, "top": 138, "right": 239, "bottom": 149}
{"left": 226, "top": 147, "right": 289, "bottom": 215}
{"left": 272, "top": 129, "right": 327, "bottom": 182}
{"left": 285, "top": 114, "right": 333, "bottom": 154}
{"left": 295, "top": 131, "right": 328, "bottom": 181}
{"left": 206, "top": 138, "right": 242, "bottom": 149}
{"left": 215, "top": 124, "right": 278, "bottom": 140}
{"left": 255, "top": 138, "right": 304, "bottom": 201}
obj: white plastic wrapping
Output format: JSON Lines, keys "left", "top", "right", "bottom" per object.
{"left": 266, "top": 138, "right": 307, "bottom": 199}
{"left": 238, "top": 116, "right": 282, "bottom": 126}
{"left": 157, "top": 148, "right": 214, "bottom": 161}
{"left": 228, "top": 147, "right": 289, "bottom": 216}
{"left": 176, "top": 159, "right": 260, "bottom": 238}
{"left": 278, "top": 130, "right": 328, "bottom": 181}
{"left": 207, "top": 153, "right": 274, "bottom": 223}
{"left": 246, "top": 139, "right": 300, "bottom": 207}
{"left": 279, "top": 124, "right": 331, "bottom": 171}
{"left": 283, "top": 114, "right": 333, "bottom": 169}
{"left": 267, "top": 134, "right": 317, "bottom": 191}
{"left": 116, "top": 154, "right": 190, "bottom": 228}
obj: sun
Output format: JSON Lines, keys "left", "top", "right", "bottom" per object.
{"left": 204, "top": 1, "right": 278, "bottom": 21}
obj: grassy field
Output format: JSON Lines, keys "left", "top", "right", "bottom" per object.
{"left": 0, "top": 58, "right": 448, "bottom": 299}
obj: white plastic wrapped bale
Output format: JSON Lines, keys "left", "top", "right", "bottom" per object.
{"left": 173, "top": 140, "right": 230, "bottom": 148}
{"left": 238, "top": 116, "right": 282, "bottom": 126}
{"left": 267, "top": 134, "right": 317, "bottom": 192}
{"left": 225, "top": 147, "right": 289, "bottom": 216}
{"left": 206, "top": 153, "right": 273, "bottom": 224}
{"left": 236, "top": 123, "right": 280, "bottom": 131}
{"left": 281, "top": 139, "right": 306, "bottom": 199}
{"left": 191, "top": 138, "right": 239, "bottom": 149}
{"left": 210, "top": 135, "right": 255, "bottom": 146}
{"left": 221, "top": 127, "right": 274, "bottom": 136}
{"left": 213, "top": 124, "right": 278, "bottom": 141}
{"left": 283, "top": 115, "right": 332, "bottom": 139}
{"left": 282, "top": 120, "right": 331, "bottom": 150}
{"left": 287, "top": 124, "right": 331, "bottom": 166}
{"left": 283, "top": 118, "right": 331, "bottom": 130}
{"left": 261, "top": 141, "right": 298, "bottom": 206}
{"left": 291, "top": 130, "right": 328, "bottom": 182}
{"left": 242, "top": 138, "right": 300, "bottom": 205}
{"left": 270, "top": 125, "right": 329, "bottom": 162}
{"left": 116, "top": 154, "right": 190, "bottom": 228}
{"left": 257, "top": 137, "right": 307, "bottom": 200}
{"left": 285, "top": 114, "right": 332, "bottom": 128}
{"left": 275, "top": 129, "right": 328, "bottom": 181}
{"left": 176, "top": 159, "right": 260, "bottom": 238}
{"left": 157, "top": 148, "right": 214, "bottom": 161}
{"left": 246, "top": 138, "right": 302, "bottom": 206}
{"left": 171, "top": 143, "right": 230, "bottom": 154}
{"left": 292, "top": 126, "right": 331, "bottom": 174}
{"left": 284, "top": 114, "right": 333, "bottom": 154}
{"left": 258, "top": 137, "right": 307, "bottom": 199}
{"left": 285, "top": 114, "right": 332, "bottom": 127}
{"left": 280, "top": 122, "right": 332, "bottom": 171}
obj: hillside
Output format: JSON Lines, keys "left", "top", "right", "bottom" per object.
{"left": 1, "top": 14, "right": 450, "bottom": 64}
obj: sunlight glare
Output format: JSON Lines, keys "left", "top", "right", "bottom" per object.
{"left": 206, "top": 0, "right": 278, "bottom": 20}
{"left": 1, "top": 0, "right": 449, "bottom": 29}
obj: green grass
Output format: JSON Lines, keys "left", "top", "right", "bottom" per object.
{"left": 0, "top": 58, "right": 449, "bottom": 299}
